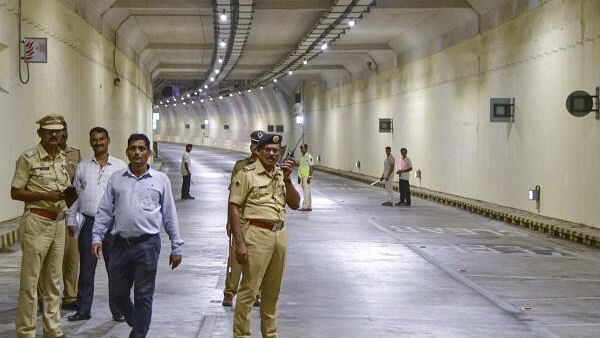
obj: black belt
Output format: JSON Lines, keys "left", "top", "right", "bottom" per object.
{"left": 114, "top": 233, "right": 157, "bottom": 245}
{"left": 82, "top": 213, "right": 95, "bottom": 218}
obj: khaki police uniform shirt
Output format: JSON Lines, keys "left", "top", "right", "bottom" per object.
{"left": 229, "top": 159, "right": 287, "bottom": 223}
{"left": 63, "top": 145, "right": 81, "bottom": 183}
{"left": 11, "top": 143, "right": 71, "bottom": 213}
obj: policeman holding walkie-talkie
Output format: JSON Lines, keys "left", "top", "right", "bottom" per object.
{"left": 228, "top": 133, "right": 300, "bottom": 338}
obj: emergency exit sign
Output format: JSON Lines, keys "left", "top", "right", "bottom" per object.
{"left": 22, "top": 37, "right": 47, "bottom": 63}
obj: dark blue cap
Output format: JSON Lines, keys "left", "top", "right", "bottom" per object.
{"left": 257, "top": 133, "right": 282, "bottom": 148}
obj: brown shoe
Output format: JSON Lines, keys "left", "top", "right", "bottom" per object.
{"left": 222, "top": 294, "right": 234, "bottom": 307}
{"left": 253, "top": 295, "right": 261, "bottom": 307}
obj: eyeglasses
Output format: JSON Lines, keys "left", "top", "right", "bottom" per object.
{"left": 261, "top": 148, "right": 280, "bottom": 155}
{"left": 40, "top": 129, "right": 63, "bottom": 135}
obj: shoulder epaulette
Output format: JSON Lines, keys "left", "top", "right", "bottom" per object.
{"left": 23, "top": 148, "right": 37, "bottom": 158}
{"left": 243, "top": 163, "right": 256, "bottom": 171}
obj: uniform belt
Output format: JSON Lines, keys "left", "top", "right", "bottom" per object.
{"left": 30, "top": 208, "right": 58, "bottom": 220}
{"left": 249, "top": 220, "right": 284, "bottom": 231}
{"left": 114, "top": 233, "right": 157, "bottom": 245}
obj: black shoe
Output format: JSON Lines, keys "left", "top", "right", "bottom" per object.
{"left": 394, "top": 202, "right": 402, "bottom": 206}
{"left": 67, "top": 312, "right": 91, "bottom": 321}
{"left": 182, "top": 196, "right": 195, "bottom": 200}
{"left": 381, "top": 202, "right": 393, "bottom": 206}
{"left": 62, "top": 302, "right": 78, "bottom": 311}
{"left": 112, "top": 313, "right": 126, "bottom": 322}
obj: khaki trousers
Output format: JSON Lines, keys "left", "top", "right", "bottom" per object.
{"left": 62, "top": 231, "right": 79, "bottom": 303}
{"left": 234, "top": 226, "right": 287, "bottom": 338}
{"left": 300, "top": 177, "right": 311, "bottom": 209}
{"left": 224, "top": 240, "right": 243, "bottom": 296}
{"left": 16, "top": 211, "right": 65, "bottom": 338}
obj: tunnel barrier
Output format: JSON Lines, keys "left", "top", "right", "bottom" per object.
{"left": 315, "top": 165, "right": 600, "bottom": 249}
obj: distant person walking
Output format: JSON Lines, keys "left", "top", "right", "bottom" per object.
{"left": 298, "top": 144, "right": 314, "bottom": 211}
{"left": 181, "top": 143, "right": 195, "bottom": 199}
{"left": 92, "top": 133, "right": 184, "bottom": 338}
{"left": 396, "top": 147, "right": 413, "bottom": 206}
{"left": 380, "top": 146, "right": 395, "bottom": 206}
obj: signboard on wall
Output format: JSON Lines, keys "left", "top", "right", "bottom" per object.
{"left": 379, "top": 118, "right": 392, "bottom": 132}
{"left": 22, "top": 38, "right": 47, "bottom": 63}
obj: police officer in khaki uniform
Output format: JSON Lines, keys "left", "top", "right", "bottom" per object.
{"left": 229, "top": 133, "right": 300, "bottom": 338}
{"left": 223, "top": 130, "right": 263, "bottom": 307}
{"left": 58, "top": 120, "right": 81, "bottom": 309}
{"left": 11, "top": 114, "right": 77, "bottom": 338}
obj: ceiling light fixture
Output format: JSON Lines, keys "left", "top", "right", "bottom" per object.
{"left": 159, "top": 101, "right": 163, "bottom": 104}
{"left": 288, "top": 70, "right": 293, "bottom": 75}
{"left": 209, "top": 97, "right": 213, "bottom": 101}
{"left": 273, "top": 78, "right": 278, "bottom": 83}
{"left": 247, "top": 89, "right": 252, "bottom": 93}
{"left": 166, "top": 100, "right": 170, "bottom": 103}
{"left": 219, "top": 40, "right": 226, "bottom": 48}
{"left": 186, "top": 93, "right": 191, "bottom": 98}
{"left": 204, "top": 85, "right": 208, "bottom": 89}
{"left": 210, "top": 76, "right": 215, "bottom": 82}
{"left": 218, "top": 57, "right": 223, "bottom": 63}
{"left": 191, "top": 100, "right": 195, "bottom": 104}
{"left": 303, "top": 59, "right": 308, "bottom": 65}
{"left": 219, "top": 95, "right": 223, "bottom": 99}
{"left": 200, "top": 99, "right": 204, "bottom": 103}
{"left": 260, "top": 86, "right": 264, "bottom": 90}
{"left": 348, "top": 19, "right": 355, "bottom": 27}
{"left": 214, "top": 69, "right": 220, "bottom": 74}
{"left": 183, "top": 102, "right": 187, "bottom": 105}
{"left": 220, "top": 9, "right": 228, "bottom": 22}
{"left": 321, "top": 42, "right": 328, "bottom": 50}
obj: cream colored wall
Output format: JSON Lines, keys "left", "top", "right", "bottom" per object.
{"left": 153, "top": 87, "right": 296, "bottom": 154}
{"left": 0, "top": 0, "right": 152, "bottom": 221}
{"left": 305, "top": 0, "right": 600, "bottom": 228}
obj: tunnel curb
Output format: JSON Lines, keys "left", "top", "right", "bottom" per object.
{"left": 315, "top": 165, "right": 600, "bottom": 249}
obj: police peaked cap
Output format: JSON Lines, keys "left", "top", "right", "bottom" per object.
{"left": 257, "top": 133, "right": 282, "bottom": 148}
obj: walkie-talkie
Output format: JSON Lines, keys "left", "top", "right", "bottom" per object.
{"left": 284, "top": 132, "right": 304, "bottom": 162}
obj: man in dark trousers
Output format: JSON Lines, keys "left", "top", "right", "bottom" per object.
{"left": 91, "top": 133, "right": 184, "bottom": 338}
{"left": 181, "top": 144, "right": 194, "bottom": 199}
{"left": 66, "top": 127, "right": 127, "bottom": 322}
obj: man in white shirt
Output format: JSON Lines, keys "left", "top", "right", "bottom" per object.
{"left": 396, "top": 147, "right": 413, "bottom": 206}
{"left": 380, "top": 146, "right": 396, "bottom": 206}
{"left": 66, "top": 127, "right": 127, "bottom": 322}
{"left": 181, "top": 144, "right": 194, "bottom": 199}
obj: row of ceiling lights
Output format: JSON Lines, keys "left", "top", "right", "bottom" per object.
{"left": 154, "top": 0, "right": 372, "bottom": 109}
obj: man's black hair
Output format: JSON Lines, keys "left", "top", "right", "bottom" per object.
{"left": 89, "top": 126, "right": 109, "bottom": 138}
{"left": 127, "top": 133, "right": 150, "bottom": 149}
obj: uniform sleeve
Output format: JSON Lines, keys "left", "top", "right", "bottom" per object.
{"left": 11, "top": 155, "right": 31, "bottom": 189}
{"left": 229, "top": 170, "right": 250, "bottom": 206}
{"left": 228, "top": 160, "right": 244, "bottom": 190}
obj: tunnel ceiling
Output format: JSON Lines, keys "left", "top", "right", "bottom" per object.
{"left": 58, "top": 0, "right": 533, "bottom": 100}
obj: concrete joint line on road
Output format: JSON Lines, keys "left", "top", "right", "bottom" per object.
{"left": 366, "top": 219, "right": 561, "bottom": 338}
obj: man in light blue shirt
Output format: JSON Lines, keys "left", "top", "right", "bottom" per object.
{"left": 91, "top": 133, "right": 183, "bottom": 338}
{"left": 66, "top": 126, "right": 127, "bottom": 322}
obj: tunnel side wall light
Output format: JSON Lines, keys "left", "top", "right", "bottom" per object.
{"left": 528, "top": 185, "right": 541, "bottom": 201}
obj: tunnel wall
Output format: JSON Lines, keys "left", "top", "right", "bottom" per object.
{"left": 0, "top": 0, "right": 153, "bottom": 221}
{"left": 153, "top": 87, "right": 301, "bottom": 157}
{"left": 304, "top": 0, "right": 600, "bottom": 228}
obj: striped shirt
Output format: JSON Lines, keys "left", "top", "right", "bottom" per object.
{"left": 67, "top": 155, "right": 127, "bottom": 225}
